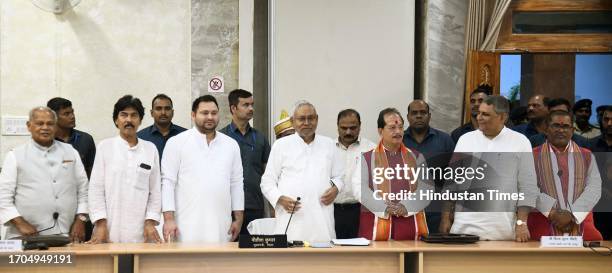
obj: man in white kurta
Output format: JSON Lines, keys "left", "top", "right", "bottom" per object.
{"left": 88, "top": 96, "right": 161, "bottom": 243}
{"left": 442, "top": 96, "right": 538, "bottom": 241}
{"left": 162, "top": 95, "right": 244, "bottom": 243}
{"left": 0, "top": 107, "right": 88, "bottom": 241}
{"left": 261, "top": 101, "right": 344, "bottom": 243}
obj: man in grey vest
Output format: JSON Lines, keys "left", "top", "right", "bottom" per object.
{"left": 0, "top": 106, "right": 89, "bottom": 242}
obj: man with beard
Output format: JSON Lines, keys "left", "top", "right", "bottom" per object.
{"left": 589, "top": 106, "right": 612, "bottom": 240}
{"left": 512, "top": 95, "right": 550, "bottom": 139}
{"left": 573, "top": 99, "right": 600, "bottom": 140}
{"left": 162, "top": 95, "right": 244, "bottom": 243}
{"left": 403, "top": 100, "right": 454, "bottom": 232}
{"left": 137, "top": 94, "right": 187, "bottom": 158}
{"left": 261, "top": 100, "right": 344, "bottom": 242}
{"left": 451, "top": 84, "right": 492, "bottom": 143}
{"left": 528, "top": 111, "right": 602, "bottom": 241}
{"left": 88, "top": 95, "right": 161, "bottom": 243}
{"left": 220, "top": 89, "right": 270, "bottom": 235}
{"left": 333, "top": 109, "right": 375, "bottom": 239}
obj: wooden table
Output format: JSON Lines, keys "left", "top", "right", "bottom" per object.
{"left": 0, "top": 241, "right": 609, "bottom": 273}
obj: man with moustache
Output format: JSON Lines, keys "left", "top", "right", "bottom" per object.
{"left": 403, "top": 100, "right": 454, "bottom": 232}
{"left": 88, "top": 95, "right": 162, "bottom": 244}
{"left": 333, "top": 109, "right": 375, "bottom": 239}
{"left": 162, "top": 95, "right": 244, "bottom": 243}
{"left": 441, "top": 96, "right": 539, "bottom": 242}
{"left": 137, "top": 94, "right": 187, "bottom": 158}
{"left": 512, "top": 95, "right": 550, "bottom": 139}
{"left": 528, "top": 111, "right": 602, "bottom": 241}
{"left": 355, "top": 108, "right": 432, "bottom": 240}
{"left": 528, "top": 98, "right": 589, "bottom": 148}
{"left": 220, "top": 89, "right": 270, "bottom": 235}
{"left": 261, "top": 100, "right": 344, "bottom": 242}
{"left": 451, "top": 84, "right": 492, "bottom": 143}
{"left": 0, "top": 107, "right": 89, "bottom": 242}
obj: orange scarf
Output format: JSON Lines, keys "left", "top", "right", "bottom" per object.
{"left": 370, "top": 141, "right": 428, "bottom": 240}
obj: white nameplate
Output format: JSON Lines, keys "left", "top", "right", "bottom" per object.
{"left": 540, "top": 236, "right": 583, "bottom": 248}
{"left": 0, "top": 240, "right": 22, "bottom": 252}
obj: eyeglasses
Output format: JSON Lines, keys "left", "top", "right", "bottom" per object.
{"left": 550, "top": 123, "right": 572, "bottom": 131}
{"left": 294, "top": 116, "right": 317, "bottom": 123}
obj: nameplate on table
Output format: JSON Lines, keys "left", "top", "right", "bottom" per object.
{"left": 540, "top": 236, "right": 583, "bottom": 248}
{"left": 238, "top": 234, "right": 288, "bottom": 248}
{"left": 0, "top": 240, "right": 22, "bottom": 252}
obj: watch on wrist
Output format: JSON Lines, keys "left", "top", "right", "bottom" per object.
{"left": 78, "top": 214, "right": 89, "bottom": 222}
{"left": 516, "top": 219, "right": 526, "bottom": 226}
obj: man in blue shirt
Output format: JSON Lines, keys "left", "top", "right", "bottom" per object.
{"left": 220, "top": 89, "right": 271, "bottom": 236}
{"left": 512, "top": 94, "right": 549, "bottom": 139}
{"left": 451, "top": 85, "right": 491, "bottom": 143}
{"left": 403, "top": 100, "right": 455, "bottom": 232}
{"left": 137, "top": 94, "right": 187, "bottom": 158}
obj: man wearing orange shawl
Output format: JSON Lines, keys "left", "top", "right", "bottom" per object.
{"left": 529, "top": 111, "right": 602, "bottom": 240}
{"left": 354, "top": 108, "right": 432, "bottom": 241}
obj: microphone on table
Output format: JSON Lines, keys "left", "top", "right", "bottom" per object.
{"left": 285, "top": 197, "right": 300, "bottom": 235}
{"left": 36, "top": 212, "right": 60, "bottom": 234}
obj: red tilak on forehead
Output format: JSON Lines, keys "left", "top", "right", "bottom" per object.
{"left": 394, "top": 120, "right": 400, "bottom": 124}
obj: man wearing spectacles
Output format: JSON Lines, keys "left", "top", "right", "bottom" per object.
{"left": 528, "top": 110, "right": 602, "bottom": 241}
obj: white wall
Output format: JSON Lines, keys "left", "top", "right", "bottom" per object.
{"left": 270, "top": 0, "right": 415, "bottom": 141}
{"left": 0, "top": 0, "right": 191, "bottom": 161}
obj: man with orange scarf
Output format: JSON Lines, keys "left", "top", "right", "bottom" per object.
{"left": 529, "top": 111, "right": 602, "bottom": 240}
{"left": 353, "top": 108, "right": 432, "bottom": 240}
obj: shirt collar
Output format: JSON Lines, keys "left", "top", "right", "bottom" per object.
{"left": 405, "top": 127, "right": 435, "bottom": 140}
{"left": 31, "top": 139, "right": 56, "bottom": 152}
{"left": 151, "top": 123, "right": 180, "bottom": 134}
{"left": 230, "top": 121, "right": 252, "bottom": 136}
{"left": 117, "top": 135, "right": 140, "bottom": 150}
{"left": 549, "top": 140, "right": 571, "bottom": 153}
{"left": 335, "top": 136, "right": 361, "bottom": 150}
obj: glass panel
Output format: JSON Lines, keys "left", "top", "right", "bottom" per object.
{"left": 513, "top": 11, "right": 612, "bottom": 34}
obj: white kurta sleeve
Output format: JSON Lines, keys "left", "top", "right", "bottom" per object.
{"left": 517, "top": 139, "right": 538, "bottom": 208}
{"left": 88, "top": 144, "right": 108, "bottom": 223}
{"left": 72, "top": 148, "right": 89, "bottom": 215}
{"left": 0, "top": 151, "right": 21, "bottom": 224}
{"left": 146, "top": 148, "right": 162, "bottom": 222}
{"left": 230, "top": 142, "right": 244, "bottom": 211}
{"left": 536, "top": 192, "right": 557, "bottom": 218}
{"left": 330, "top": 145, "right": 345, "bottom": 192}
{"left": 161, "top": 138, "right": 180, "bottom": 212}
{"left": 260, "top": 142, "right": 283, "bottom": 207}
{"left": 351, "top": 155, "right": 363, "bottom": 201}
{"left": 570, "top": 154, "right": 602, "bottom": 224}
{"left": 399, "top": 153, "right": 433, "bottom": 217}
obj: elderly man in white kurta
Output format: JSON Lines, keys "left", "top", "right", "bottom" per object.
{"left": 0, "top": 107, "right": 88, "bottom": 241}
{"left": 261, "top": 101, "right": 344, "bottom": 243}
{"left": 162, "top": 95, "right": 244, "bottom": 243}
{"left": 88, "top": 96, "right": 162, "bottom": 244}
{"left": 440, "top": 96, "right": 539, "bottom": 241}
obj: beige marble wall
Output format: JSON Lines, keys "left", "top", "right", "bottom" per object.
{"left": 191, "top": 0, "right": 239, "bottom": 127}
{"left": 0, "top": 0, "right": 191, "bottom": 161}
{"left": 420, "top": 0, "right": 468, "bottom": 133}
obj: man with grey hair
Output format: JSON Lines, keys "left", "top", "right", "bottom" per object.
{"left": 261, "top": 100, "right": 344, "bottom": 242}
{"left": 0, "top": 107, "right": 89, "bottom": 242}
{"left": 440, "top": 96, "right": 538, "bottom": 242}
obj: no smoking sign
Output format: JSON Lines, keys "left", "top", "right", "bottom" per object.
{"left": 208, "top": 76, "right": 224, "bottom": 93}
